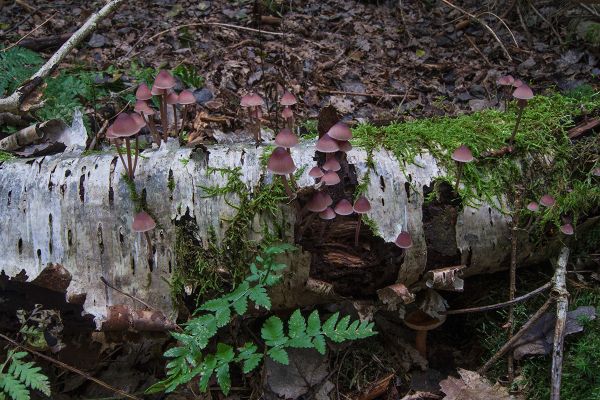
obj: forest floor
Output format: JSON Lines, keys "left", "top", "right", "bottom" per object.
{"left": 1, "top": 0, "right": 599, "bottom": 399}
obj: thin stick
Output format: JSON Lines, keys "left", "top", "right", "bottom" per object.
{"left": 551, "top": 246, "right": 570, "bottom": 400}
{"left": 507, "top": 192, "right": 522, "bottom": 382}
{"left": 2, "top": 11, "right": 58, "bottom": 53}
{"left": 440, "top": 0, "right": 512, "bottom": 61}
{"left": 444, "top": 282, "right": 551, "bottom": 315}
{"left": 100, "top": 277, "right": 154, "bottom": 310}
{"left": 0, "top": 333, "right": 142, "bottom": 400}
{"left": 479, "top": 297, "right": 553, "bottom": 374}
{"left": 317, "top": 89, "right": 413, "bottom": 99}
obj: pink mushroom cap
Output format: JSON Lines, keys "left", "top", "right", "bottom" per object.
{"left": 326, "top": 122, "right": 352, "bottom": 141}
{"left": 134, "top": 100, "right": 155, "bottom": 116}
{"left": 526, "top": 202, "right": 539, "bottom": 212}
{"left": 323, "top": 158, "right": 341, "bottom": 172}
{"left": 154, "top": 70, "right": 176, "bottom": 90}
{"left": 513, "top": 84, "right": 534, "bottom": 100}
{"left": 322, "top": 171, "right": 341, "bottom": 186}
{"left": 540, "top": 194, "right": 556, "bottom": 207}
{"left": 241, "top": 93, "right": 264, "bottom": 107}
{"left": 394, "top": 231, "right": 413, "bottom": 249}
{"left": 560, "top": 223, "right": 574, "bottom": 235}
{"left": 513, "top": 79, "right": 524, "bottom": 87}
{"left": 451, "top": 145, "right": 474, "bottom": 163}
{"left": 309, "top": 166, "right": 324, "bottom": 179}
{"left": 334, "top": 199, "right": 354, "bottom": 216}
{"left": 178, "top": 90, "right": 196, "bottom": 105}
{"left": 151, "top": 85, "right": 166, "bottom": 96}
{"left": 282, "top": 106, "right": 293, "bottom": 119}
{"left": 275, "top": 128, "right": 299, "bottom": 148}
{"left": 337, "top": 140, "right": 353, "bottom": 153}
{"left": 135, "top": 83, "right": 152, "bottom": 101}
{"left": 316, "top": 134, "right": 340, "bottom": 153}
{"left": 280, "top": 91, "right": 297, "bottom": 106}
{"left": 319, "top": 207, "right": 336, "bottom": 220}
{"left": 132, "top": 211, "right": 156, "bottom": 232}
{"left": 307, "top": 191, "right": 332, "bottom": 213}
{"left": 267, "top": 147, "right": 296, "bottom": 175}
{"left": 131, "top": 113, "right": 146, "bottom": 129}
{"left": 353, "top": 196, "right": 371, "bottom": 214}
{"left": 496, "top": 75, "right": 515, "bottom": 86}
{"left": 166, "top": 92, "right": 179, "bottom": 105}
{"left": 112, "top": 113, "right": 140, "bottom": 137}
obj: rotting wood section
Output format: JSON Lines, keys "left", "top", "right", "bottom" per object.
{"left": 0, "top": 140, "right": 558, "bottom": 329}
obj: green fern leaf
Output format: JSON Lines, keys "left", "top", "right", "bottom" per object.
{"left": 197, "top": 356, "right": 216, "bottom": 392}
{"left": 242, "top": 354, "right": 263, "bottom": 373}
{"left": 288, "top": 310, "right": 306, "bottom": 338}
{"left": 9, "top": 362, "right": 50, "bottom": 396}
{"left": 215, "top": 306, "right": 231, "bottom": 328}
{"left": 0, "top": 373, "right": 30, "bottom": 400}
{"left": 249, "top": 285, "right": 271, "bottom": 309}
{"left": 322, "top": 312, "right": 339, "bottom": 335}
{"left": 261, "top": 316, "right": 286, "bottom": 346}
{"left": 232, "top": 295, "right": 248, "bottom": 315}
{"left": 267, "top": 347, "right": 289, "bottom": 365}
{"left": 312, "top": 334, "right": 327, "bottom": 355}
{"left": 306, "top": 310, "right": 321, "bottom": 335}
{"left": 286, "top": 335, "right": 313, "bottom": 348}
{"left": 199, "top": 298, "right": 229, "bottom": 312}
{"left": 216, "top": 363, "right": 231, "bottom": 395}
{"left": 215, "top": 343, "right": 235, "bottom": 363}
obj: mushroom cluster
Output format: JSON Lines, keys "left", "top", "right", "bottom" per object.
{"left": 496, "top": 74, "right": 535, "bottom": 148}
{"left": 526, "top": 193, "right": 574, "bottom": 236}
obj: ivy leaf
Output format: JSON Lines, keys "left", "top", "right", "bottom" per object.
{"left": 261, "top": 316, "right": 285, "bottom": 345}
{"left": 249, "top": 285, "right": 271, "bottom": 310}
{"left": 267, "top": 347, "right": 289, "bottom": 365}
{"left": 306, "top": 310, "right": 321, "bottom": 335}
{"left": 288, "top": 310, "right": 306, "bottom": 338}
{"left": 312, "top": 334, "right": 327, "bottom": 355}
{"left": 216, "top": 363, "right": 231, "bottom": 395}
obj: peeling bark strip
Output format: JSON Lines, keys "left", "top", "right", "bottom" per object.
{"left": 0, "top": 141, "right": 544, "bottom": 328}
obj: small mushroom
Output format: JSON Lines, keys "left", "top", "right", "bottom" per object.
{"left": 353, "top": 196, "right": 371, "bottom": 246}
{"left": 316, "top": 134, "right": 340, "bottom": 154}
{"left": 134, "top": 100, "right": 159, "bottom": 143}
{"left": 319, "top": 207, "right": 336, "bottom": 220}
{"left": 496, "top": 75, "right": 514, "bottom": 111}
{"left": 112, "top": 113, "right": 141, "bottom": 179}
{"left": 451, "top": 145, "right": 474, "bottom": 192}
{"left": 132, "top": 211, "right": 156, "bottom": 232}
{"left": 267, "top": 147, "right": 296, "bottom": 199}
{"left": 280, "top": 91, "right": 297, "bottom": 128}
{"left": 309, "top": 166, "right": 324, "bottom": 181}
{"left": 509, "top": 84, "right": 534, "bottom": 147}
{"left": 539, "top": 194, "right": 556, "bottom": 207}
{"left": 322, "top": 171, "right": 340, "bottom": 186}
{"left": 241, "top": 93, "right": 265, "bottom": 142}
{"left": 275, "top": 128, "right": 299, "bottom": 150}
{"left": 394, "top": 231, "right": 413, "bottom": 249}
{"left": 337, "top": 140, "right": 353, "bottom": 153}
{"left": 403, "top": 309, "right": 446, "bottom": 358}
{"left": 323, "top": 158, "right": 341, "bottom": 172}
{"left": 560, "top": 223, "right": 574, "bottom": 235}
{"left": 326, "top": 122, "right": 352, "bottom": 141}
{"left": 307, "top": 191, "right": 332, "bottom": 213}
{"left": 153, "top": 70, "right": 177, "bottom": 139}
{"left": 178, "top": 90, "right": 196, "bottom": 135}
{"left": 526, "top": 201, "right": 539, "bottom": 212}
{"left": 334, "top": 199, "right": 354, "bottom": 216}
{"left": 281, "top": 107, "right": 294, "bottom": 128}
{"left": 280, "top": 91, "right": 297, "bottom": 107}
{"left": 135, "top": 84, "right": 152, "bottom": 101}
{"left": 513, "top": 79, "right": 524, "bottom": 88}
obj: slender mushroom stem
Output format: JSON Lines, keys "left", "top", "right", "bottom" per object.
{"left": 124, "top": 138, "right": 133, "bottom": 179}
{"left": 172, "top": 104, "right": 178, "bottom": 135}
{"left": 281, "top": 175, "right": 294, "bottom": 200}
{"left": 454, "top": 162, "right": 464, "bottom": 192}
{"left": 132, "top": 134, "right": 140, "bottom": 177}
{"left": 354, "top": 214, "right": 362, "bottom": 246}
{"left": 179, "top": 105, "right": 188, "bottom": 136}
{"left": 161, "top": 93, "right": 169, "bottom": 140}
{"left": 114, "top": 141, "right": 128, "bottom": 174}
{"left": 147, "top": 117, "right": 160, "bottom": 145}
{"left": 509, "top": 100, "right": 526, "bottom": 147}
{"left": 415, "top": 331, "right": 428, "bottom": 358}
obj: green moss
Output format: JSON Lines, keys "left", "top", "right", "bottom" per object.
{"left": 583, "top": 22, "right": 600, "bottom": 46}
{"left": 122, "top": 174, "right": 142, "bottom": 213}
{"left": 168, "top": 175, "right": 176, "bottom": 193}
{"left": 352, "top": 92, "right": 600, "bottom": 229}
{"left": 0, "top": 151, "right": 15, "bottom": 162}
{"left": 172, "top": 166, "right": 289, "bottom": 302}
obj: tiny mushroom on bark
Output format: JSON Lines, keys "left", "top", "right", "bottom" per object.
{"left": 153, "top": 70, "right": 176, "bottom": 139}
{"left": 309, "top": 166, "right": 324, "bottom": 181}
{"left": 513, "top": 79, "right": 524, "bottom": 87}
{"left": 404, "top": 309, "right": 446, "bottom": 358}
{"left": 316, "top": 134, "right": 340, "bottom": 160}
{"left": 334, "top": 199, "right": 354, "bottom": 216}
{"left": 337, "top": 140, "right": 353, "bottom": 153}
{"left": 353, "top": 196, "right": 371, "bottom": 246}
{"left": 280, "top": 91, "right": 297, "bottom": 128}
{"left": 307, "top": 191, "right": 332, "bottom": 213}
{"left": 241, "top": 93, "right": 265, "bottom": 142}
{"left": 451, "top": 145, "right": 474, "bottom": 192}
{"left": 560, "top": 223, "right": 574, "bottom": 235}
{"left": 267, "top": 147, "right": 296, "bottom": 199}
{"left": 323, "top": 158, "right": 341, "bottom": 172}
{"left": 322, "top": 171, "right": 341, "bottom": 186}
{"left": 112, "top": 113, "right": 141, "bottom": 179}
{"left": 509, "top": 84, "right": 534, "bottom": 147}
{"left": 132, "top": 211, "right": 156, "bottom": 232}
{"left": 275, "top": 128, "right": 299, "bottom": 150}
{"left": 394, "top": 231, "right": 413, "bottom": 249}
{"left": 134, "top": 100, "right": 159, "bottom": 142}
{"left": 178, "top": 90, "right": 196, "bottom": 135}
{"left": 319, "top": 207, "right": 336, "bottom": 220}
{"left": 540, "top": 194, "right": 556, "bottom": 207}
{"left": 135, "top": 83, "right": 152, "bottom": 101}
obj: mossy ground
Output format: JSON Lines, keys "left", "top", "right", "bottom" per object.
{"left": 352, "top": 90, "right": 600, "bottom": 233}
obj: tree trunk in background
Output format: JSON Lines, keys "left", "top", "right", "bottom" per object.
{"left": 0, "top": 141, "right": 591, "bottom": 330}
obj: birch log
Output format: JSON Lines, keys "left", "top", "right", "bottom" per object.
{"left": 0, "top": 140, "right": 563, "bottom": 329}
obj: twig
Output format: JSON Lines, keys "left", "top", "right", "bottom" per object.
{"left": 479, "top": 297, "right": 554, "bottom": 374}
{"left": 2, "top": 11, "right": 57, "bottom": 53}
{"left": 0, "top": 333, "right": 142, "bottom": 400}
{"left": 527, "top": 1, "right": 563, "bottom": 45}
{"left": 144, "top": 21, "right": 324, "bottom": 48}
{"left": 551, "top": 246, "right": 570, "bottom": 400}
{"left": 476, "top": 11, "right": 519, "bottom": 48}
{"left": 0, "top": 0, "right": 125, "bottom": 113}
{"left": 440, "top": 0, "right": 512, "bottom": 61}
{"left": 507, "top": 191, "right": 522, "bottom": 382}
{"left": 100, "top": 276, "right": 154, "bottom": 310}
{"left": 464, "top": 35, "right": 491, "bottom": 67}
{"left": 317, "top": 89, "right": 414, "bottom": 99}
{"left": 444, "top": 282, "right": 551, "bottom": 315}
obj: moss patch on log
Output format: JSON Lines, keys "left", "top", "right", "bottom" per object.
{"left": 352, "top": 92, "right": 600, "bottom": 230}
